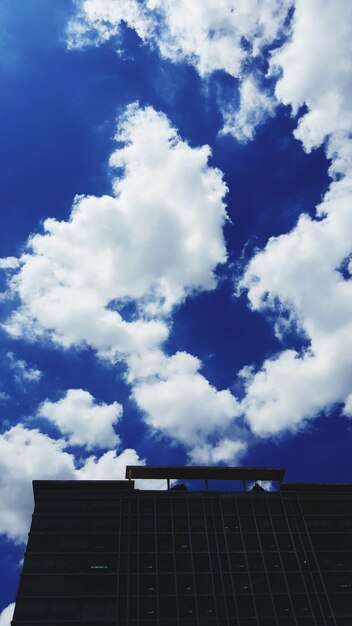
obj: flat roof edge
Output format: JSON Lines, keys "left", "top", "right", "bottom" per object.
{"left": 32, "top": 479, "right": 135, "bottom": 499}
{"left": 281, "top": 483, "right": 352, "bottom": 492}
{"left": 125, "top": 466, "right": 286, "bottom": 482}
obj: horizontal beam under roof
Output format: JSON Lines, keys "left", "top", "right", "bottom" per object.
{"left": 125, "top": 466, "right": 286, "bottom": 482}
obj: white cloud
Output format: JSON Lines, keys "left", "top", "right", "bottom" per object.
{"left": 76, "top": 447, "right": 140, "bottom": 480}
{"left": 66, "top": 0, "right": 152, "bottom": 49}
{"left": 0, "top": 424, "right": 146, "bottom": 542}
{"left": 38, "top": 389, "right": 122, "bottom": 450}
{"left": 238, "top": 0, "right": 352, "bottom": 436}
{"left": 1, "top": 103, "right": 247, "bottom": 464}
{"left": 0, "top": 425, "right": 76, "bottom": 540}
{"left": 67, "top": 1, "right": 292, "bottom": 140}
{"left": 0, "top": 603, "right": 14, "bottom": 626}
{"left": 6, "top": 352, "right": 42, "bottom": 384}
{"left": 0, "top": 257, "right": 19, "bottom": 270}
{"left": 248, "top": 480, "right": 273, "bottom": 491}
{"left": 343, "top": 393, "right": 352, "bottom": 418}
{"left": 75, "top": 447, "right": 165, "bottom": 490}
{"left": 130, "top": 350, "right": 242, "bottom": 451}
{"left": 221, "top": 74, "right": 276, "bottom": 142}
{"left": 239, "top": 175, "right": 352, "bottom": 434}
{"left": 4, "top": 104, "right": 227, "bottom": 362}
{"left": 68, "top": 0, "right": 292, "bottom": 77}
{"left": 270, "top": 0, "right": 352, "bottom": 160}
{"left": 188, "top": 438, "right": 247, "bottom": 464}
{"left": 146, "top": 0, "right": 292, "bottom": 78}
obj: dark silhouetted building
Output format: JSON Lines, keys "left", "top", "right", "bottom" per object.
{"left": 12, "top": 466, "right": 352, "bottom": 625}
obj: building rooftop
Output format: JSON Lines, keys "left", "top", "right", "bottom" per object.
{"left": 125, "top": 465, "right": 286, "bottom": 487}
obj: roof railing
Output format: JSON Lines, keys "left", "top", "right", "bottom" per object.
{"left": 125, "top": 466, "right": 286, "bottom": 491}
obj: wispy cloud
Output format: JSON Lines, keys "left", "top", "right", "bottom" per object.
{"left": 67, "top": 0, "right": 293, "bottom": 140}
{"left": 6, "top": 352, "right": 42, "bottom": 385}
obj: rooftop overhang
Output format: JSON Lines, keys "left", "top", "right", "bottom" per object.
{"left": 125, "top": 466, "right": 286, "bottom": 483}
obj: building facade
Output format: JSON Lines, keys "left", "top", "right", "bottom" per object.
{"left": 12, "top": 467, "right": 352, "bottom": 625}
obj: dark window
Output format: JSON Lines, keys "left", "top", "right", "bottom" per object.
{"left": 252, "top": 498, "right": 268, "bottom": 515}
{"left": 286, "top": 572, "right": 306, "bottom": 593}
{"left": 227, "top": 533, "right": 243, "bottom": 551}
{"left": 193, "top": 553, "right": 211, "bottom": 571}
{"left": 281, "top": 552, "right": 299, "bottom": 571}
{"left": 220, "top": 496, "right": 236, "bottom": 514}
{"left": 140, "top": 498, "right": 154, "bottom": 513}
{"left": 251, "top": 574, "right": 269, "bottom": 594}
{"left": 139, "top": 516, "right": 154, "bottom": 532}
{"left": 175, "top": 533, "right": 191, "bottom": 551}
{"left": 273, "top": 594, "right": 293, "bottom": 617}
{"left": 140, "top": 533, "right": 155, "bottom": 552}
{"left": 260, "top": 533, "right": 276, "bottom": 551}
{"left": 268, "top": 573, "right": 287, "bottom": 593}
{"left": 177, "top": 573, "right": 194, "bottom": 593}
{"left": 271, "top": 516, "right": 289, "bottom": 531}
{"left": 172, "top": 497, "right": 187, "bottom": 514}
{"left": 139, "top": 574, "right": 157, "bottom": 594}
{"left": 173, "top": 516, "right": 188, "bottom": 532}
{"left": 255, "top": 594, "right": 275, "bottom": 617}
{"left": 156, "top": 497, "right": 170, "bottom": 514}
{"left": 291, "top": 594, "right": 313, "bottom": 617}
{"left": 159, "top": 553, "right": 175, "bottom": 572}
{"left": 243, "top": 533, "right": 260, "bottom": 551}
{"left": 240, "top": 516, "right": 256, "bottom": 532}
{"left": 237, "top": 595, "right": 255, "bottom": 617}
{"left": 188, "top": 498, "right": 203, "bottom": 514}
{"left": 247, "top": 552, "right": 264, "bottom": 572}
{"left": 229, "top": 553, "right": 247, "bottom": 571}
{"left": 159, "top": 573, "right": 175, "bottom": 595}
{"left": 140, "top": 554, "right": 156, "bottom": 571}
{"left": 189, "top": 516, "right": 205, "bottom": 532}
{"left": 157, "top": 533, "right": 173, "bottom": 552}
{"left": 234, "top": 574, "right": 251, "bottom": 594}
{"left": 265, "top": 553, "right": 282, "bottom": 572}
{"left": 191, "top": 533, "right": 207, "bottom": 551}
{"left": 276, "top": 533, "right": 294, "bottom": 551}
{"left": 175, "top": 553, "right": 192, "bottom": 572}
{"left": 237, "top": 499, "right": 252, "bottom": 514}
{"left": 256, "top": 516, "right": 272, "bottom": 531}
{"left": 223, "top": 515, "right": 240, "bottom": 532}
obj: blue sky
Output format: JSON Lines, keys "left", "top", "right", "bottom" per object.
{"left": 1, "top": 0, "right": 352, "bottom": 620}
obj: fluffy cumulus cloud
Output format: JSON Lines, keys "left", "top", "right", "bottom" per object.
{"left": 129, "top": 350, "right": 244, "bottom": 460}
{"left": 0, "top": 103, "right": 244, "bottom": 471}
{"left": 142, "top": 0, "right": 292, "bottom": 78}
{"left": 238, "top": 0, "right": 352, "bottom": 435}
{"left": 77, "top": 447, "right": 140, "bottom": 480}
{"left": 0, "top": 425, "right": 76, "bottom": 539}
{"left": 68, "top": 0, "right": 292, "bottom": 77}
{"left": 0, "top": 423, "right": 145, "bottom": 541}
{"left": 188, "top": 438, "right": 247, "bottom": 465}
{"left": 67, "top": 0, "right": 292, "bottom": 139}
{"left": 38, "top": 389, "right": 122, "bottom": 450}
{"left": 270, "top": 0, "right": 352, "bottom": 161}
{"left": 3, "top": 104, "right": 227, "bottom": 361}
{"left": 0, "top": 257, "right": 19, "bottom": 270}
{"left": 0, "top": 603, "right": 14, "bottom": 626}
